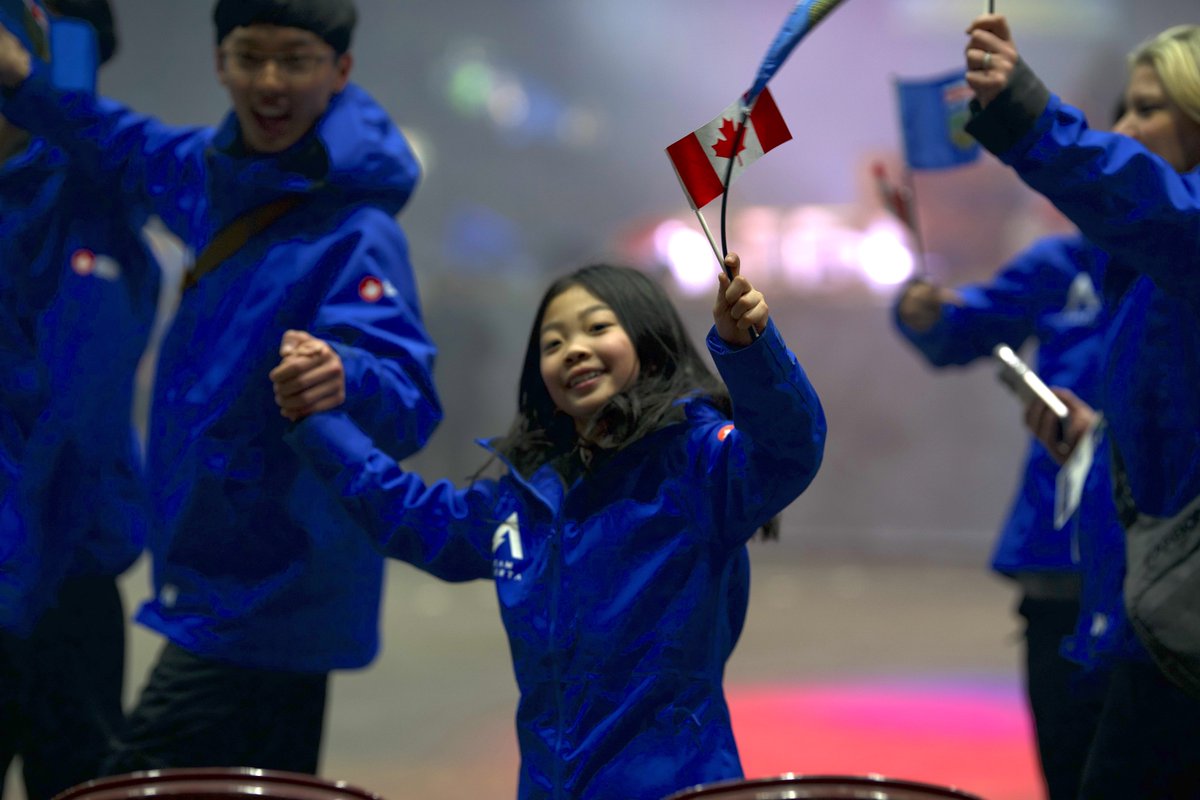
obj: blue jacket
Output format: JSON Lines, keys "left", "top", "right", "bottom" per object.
{"left": 1059, "top": 429, "right": 1150, "bottom": 670}
{"left": 0, "top": 136, "right": 159, "bottom": 636}
{"left": 967, "top": 70, "right": 1200, "bottom": 520}
{"left": 2, "top": 62, "right": 443, "bottom": 670}
{"left": 966, "top": 65, "right": 1199, "bottom": 668}
{"left": 893, "top": 233, "right": 1108, "bottom": 576}
{"left": 288, "top": 320, "right": 826, "bottom": 800}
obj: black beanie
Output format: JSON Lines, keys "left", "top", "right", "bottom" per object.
{"left": 212, "top": 0, "right": 357, "bottom": 54}
{"left": 44, "top": 0, "right": 117, "bottom": 65}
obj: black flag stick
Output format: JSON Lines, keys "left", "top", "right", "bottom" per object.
{"left": 716, "top": 106, "right": 758, "bottom": 341}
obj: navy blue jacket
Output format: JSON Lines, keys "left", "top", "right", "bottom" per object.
{"left": 967, "top": 66, "right": 1199, "bottom": 669}
{"left": 0, "top": 135, "right": 159, "bottom": 636}
{"left": 967, "top": 72, "right": 1200, "bottom": 520}
{"left": 288, "top": 320, "right": 826, "bottom": 800}
{"left": 2, "top": 62, "right": 443, "bottom": 670}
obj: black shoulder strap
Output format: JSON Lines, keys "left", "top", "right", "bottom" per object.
{"left": 182, "top": 194, "right": 306, "bottom": 291}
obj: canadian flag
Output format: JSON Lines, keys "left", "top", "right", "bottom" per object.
{"left": 666, "top": 87, "right": 792, "bottom": 210}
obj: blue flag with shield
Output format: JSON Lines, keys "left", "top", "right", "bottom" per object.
{"left": 0, "top": 0, "right": 97, "bottom": 92}
{"left": 895, "top": 69, "right": 980, "bottom": 170}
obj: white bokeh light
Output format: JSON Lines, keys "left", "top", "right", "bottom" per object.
{"left": 858, "top": 221, "right": 915, "bottom": 289}
{"left": 654, "top": 220, "right": 717, "bottom": 297}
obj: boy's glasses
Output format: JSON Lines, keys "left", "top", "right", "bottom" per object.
{"left": 223, "top": 49, "right": 332, "bottom": 79}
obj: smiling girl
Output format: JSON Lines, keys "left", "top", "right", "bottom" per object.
{"left": 275, "top": 253, "right": 826, "bottom": 800}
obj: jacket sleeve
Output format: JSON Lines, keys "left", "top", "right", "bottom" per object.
{"left": 0, "top": 60, "right": 205, "bottom": 241}
{"left": 316, "top": 217, "right": 442, "bottom": 461}
{"left": 285, "top": 411, "right": 494, "bottom": 582}
{"left": 966, "top": 60, "right": 1200, "bottom": 305}
{"left": 694, "top": 319, "right": 827, "bottom": 547}
{"left": 0, "top": 488, "right": 38, "bottom": 637}
{"left": 892, "top": 236, "right": 1080, "bottom": 366}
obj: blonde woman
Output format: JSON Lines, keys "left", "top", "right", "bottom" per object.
{"left": 963, "top": 17, "right": 1200, "bottom": 799}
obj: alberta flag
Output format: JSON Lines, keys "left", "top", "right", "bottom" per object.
{"left": 896, "top": 70, "right": 980, "bottom": 170}
{"left": 666, "top": 87, "right": 792, "bottom": 209}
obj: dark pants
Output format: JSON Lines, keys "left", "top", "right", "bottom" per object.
{"left": 102, "top": 641, "right": 328, "bottom": 775}
{"left": 1078, "top": 659, "right": 1200, "bottom": 799}
{"left": 0, "top": 576, "right": 126, "bottom": 800}
{"left": 1018, "top": 594, "right": 1108, "bottom": 800}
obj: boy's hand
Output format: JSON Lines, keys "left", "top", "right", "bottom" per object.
{"left": 965, "top": 14, "right": 1020, "bottom": 109}
{"left": 269, "top": 330, "right": 346, "bottom": 422}
{"left": 0, "top": 24, "right": 32, "bottom": 89}
{"left": 713, "top": 252, "right": 768, "bottom": 346}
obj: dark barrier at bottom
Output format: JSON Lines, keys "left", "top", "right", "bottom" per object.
{"left": 663, "top": 773, "right": 986, "bottom": 800}
{"left": 49, "top": 767, "right": 386, "bottom": 800}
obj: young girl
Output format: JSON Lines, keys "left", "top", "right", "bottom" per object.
{"left": 275, "top": 253, "right": 826, "bottom": 800}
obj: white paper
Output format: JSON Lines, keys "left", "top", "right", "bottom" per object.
{"left": 1054, "top": 415, "right": 1103, "bottom": 530}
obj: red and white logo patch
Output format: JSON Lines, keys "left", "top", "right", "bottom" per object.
{"left": 717, "top": 423, "right": 735, "bottom": 442}
{"left": 70, "top": 249, "right": 96, "bottom": 276}
{"left": 358, "top": 276, "right": 383, "bottom": 303}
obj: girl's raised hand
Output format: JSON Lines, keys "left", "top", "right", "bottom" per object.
{"left": 713, "top": 252, "right": 768, "bottom": 346}
{"left": 269, "top": 330, "right": 346, "bottom": 422}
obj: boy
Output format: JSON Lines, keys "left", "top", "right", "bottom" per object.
{"left": 0, "top": 0, "right": 443, "bottom": 774}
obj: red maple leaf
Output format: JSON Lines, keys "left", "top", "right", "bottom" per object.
{"left": 710, "top": 117, "right": 747, "bottom": 161}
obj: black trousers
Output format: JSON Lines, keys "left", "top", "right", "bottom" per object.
{"left": 102, "top": 641, "right": 328, "bottom": 776}
{"left": 1078, "top": 659, "right": 1200, "bottom": 799}
{"left": 0, "top": 575, "right": 126, "bottom": 800}
{"left": 1018, "top": 594, "right": 1108, "bottom": 800}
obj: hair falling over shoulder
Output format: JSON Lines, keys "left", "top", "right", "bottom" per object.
{"left": 482, "top": 263, "right": 779, "bottom": 541}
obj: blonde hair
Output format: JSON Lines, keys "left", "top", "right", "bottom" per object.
{"left": 1130, "top": 25, "right": 1200, "bottom": 125}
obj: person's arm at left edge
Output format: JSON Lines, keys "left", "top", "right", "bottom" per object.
{"left": 271, "top": 219, "right": 441, "bottom": 458}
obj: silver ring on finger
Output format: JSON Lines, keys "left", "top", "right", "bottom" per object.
{"left": 982, "top": 51, "right": 993, "bottom": 70}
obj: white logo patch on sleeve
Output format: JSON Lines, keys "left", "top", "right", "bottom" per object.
{"left": 70, "top": 249, "right": 122, "bottom": 281}
{"left": 358, "top": 276, "right": 383, "bottom": 303}
{"left": 492, "top": 511, "right": 523, "bottom": 560}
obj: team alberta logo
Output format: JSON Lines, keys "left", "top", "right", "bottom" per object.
{"left": 492, "top": 511, "right": 524, "bottom": 581}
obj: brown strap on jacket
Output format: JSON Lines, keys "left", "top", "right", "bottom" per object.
{"left": 181, "top": 194, "right": 306, "bottom": 292}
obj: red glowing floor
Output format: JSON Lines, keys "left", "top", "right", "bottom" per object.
{"left": 728, "top": 676, "right": 1042, "bottom": 800}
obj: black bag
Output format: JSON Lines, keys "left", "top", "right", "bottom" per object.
{"left": 1115, "top": 446, "right": 1200, "bottom": 700}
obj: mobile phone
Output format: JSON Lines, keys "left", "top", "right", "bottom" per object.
{"left": 993, "top": 344, "right": 1069, "bottom": 420}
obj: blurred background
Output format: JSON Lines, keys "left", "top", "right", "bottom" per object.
{"left": 10, "top": 1, "right": 1197, "bottom": 798}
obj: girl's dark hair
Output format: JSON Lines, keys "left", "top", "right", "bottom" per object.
{"left": 487, "top": 264, "right": 778, "bottom": 540}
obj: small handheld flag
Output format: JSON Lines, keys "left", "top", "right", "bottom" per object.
{"left": 746, "top": 0, "right": 850, "bottom": 103}
{"left": 895, "top": 70, "right": 980, "bottom": 170}
{"left": 0, "top": 0, "right": 98, "bottom": 92}
{"left": 871, "top": 162, "right": 914, "bottom": 233}
{"left": 665, "top": 87, "right": 792, "bottom": 211}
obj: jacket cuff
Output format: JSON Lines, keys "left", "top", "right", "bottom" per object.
{"left": 285, "top": 411, "right": 376, "bottom": 488}
{"left": 965, "top": 58, "right": 1051, "bottom": 156}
